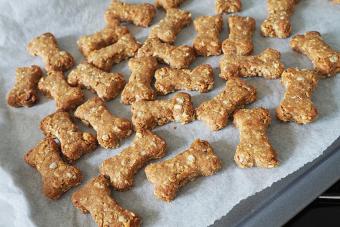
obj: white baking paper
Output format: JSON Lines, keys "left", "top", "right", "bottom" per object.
{"left": 0, "top": 0, "right": 339, "bottom": 226}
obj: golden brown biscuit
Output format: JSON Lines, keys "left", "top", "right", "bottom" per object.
{"left": 68, "top": 62, "right": 126, "bottom": 101}
{"left": 233, "top": 108, "right": 279, "bottom": 168}
{"left": 145, "top": 139, "right": 221, "bottom": 201}
{"left": 216, "top": 0, "right": 242, "bottom": 14}
{"left": 27, "top": 33, "right": 74, "bottom": 71}
{"left": 100, "top": 129, "right": 166, "bottom": 191}
{"left": 7, "top": 65, "right": 43, "bottom": 108}
{"left": 24, "top": 137, "right": 82, "bottom": 200}
{"left": 276, "top": 68, "right": 319, "bottom": 124}
{"left": 74, "top": 97, "right": 133, "bottom": 149}
{"left": 131, "top": 92, "right": 195, "bottom": 130}
{"left": 196, "top": 78, "right": 256, "bottom": 131}
{"left": 38, "top": 71, "right": 84, "bottom": 111}
{"left": 155, "top": 0, "right": 188, "bottom": 10}
{"left": 290, "top": 31, "right": 340, "bottom": 76}
{"left": 72, "top": 175, "right": 141, "bottom": 227}
{"left": 219, "top": 48, "right": 285, "bottom": 80}
{"left": 154, "top": 64, "right": 214, "bottom": 95}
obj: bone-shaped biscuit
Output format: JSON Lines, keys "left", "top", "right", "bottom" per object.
{"left": 121, "top": 57, "right": 158, "bottom": 105}
{"left": 261, "top": 0, "right": 297, "bottom": 38}
{"left": 216, "top": 0, "right": 242, "bottom": 14}
{"left": 87, "top": 34, "right": 141, "bottom": 72}
{"left": 72, "top": 175, "right": 141, "bottom": 227}
{"left": 100, "top": 129, "right": 166, "bottom": 191}
{"left": 233, "top": 108, "right": 279, "bottom": 168}
{"left": 105, "top": 0, "right": 156, "bottom": 27}
{"left": 145, "top": 139, "right": 221, "bottom": 201}
{"left": 155, "top": 0, "right": 187, "bottom": 10}
{"left": 137, "top": 38, "right": 196, "bottom": 69}
{"left": 38, "top": 71, "right": 84, "bottom": 111}
{"left": 149, "top": 8, "right": 191, "bottom": 43}
{"left": 75, "top": 97, "right": 133, "bottom": 149}
{"left": 290, "top": 31, "right": 340, "bottom": 76}
{"left": 196, "top": 78, "right": 256, "bottom": 131}
{"left": 27, "top": 33, "right": 74, "bottom": 71}
{"left": 131, "top": 92, "right": 195, "bottom": 130}
{"left": 222, "top": 16, "right": 256, "bottom": 56}
{"left": 77, "top": 23, "right": 129, "bottom": 58}
{"left": 193, "top": 15, "right": 223, "bottom": 56}
{"left": 68, "top": 62, "right": 126, "bottom": 101}
{"left": 24, "top": 137, "right": 82, "bottom": 200}
{"left": 276, "top": 68, "right": 319, "bottom": 124}
{"left": 219, "top": 48, "right": 285, "bottom": 80}
{"left": 7, "top": 65, "right": 43, "bottom": 108}
{"left": 154, "top": 64, "right": 214, "bottom": 95}
{"left": 40, "top": 111, "right": 98, "bottom": 161}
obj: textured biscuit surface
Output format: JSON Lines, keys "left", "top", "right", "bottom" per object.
{"left": 220, "top": 48, "right": 285, "bottom": 80}
{"left": 222, "top": 16, "right": 256, "bottom": 56}
{"left": 105, "top": 0, "right": 156, "bottom": 27}
{"left": 276, "top": 68, "right": 319, "bottom": 124}
{"left": 193, "top": 15, "right": 223, "bottom": 56}
{"left": 100, "top": 129, "right": 166, "bottom": 191}
{"left": 27, "top": 33, "right": 74, "bottom": 71}
{"left": 75, "top": 97, "right": 133, "bottom": 149}
{"left": 145, "top": 139, "right": 221, "bottom": 201}
{"left": 261, "top": 0, "right": 297, "bottom": 38}
{"left": 154, "top": 64, "right": 214, "bottom": 95}
{"left": 121, "top": 57, "right": 158, "bottom": 105}
{"left": 137, "top": 38, "right": 196, "bottom": 69}
{"left": 40, "top": 111, "right": 97, "bottom": 161}
{"left": 290, "top": 31, "right": 340, "bottom": 76}
{"left": 68, "top": 62, "right": 126, "bottom": 101}
{"left": 216, "top": 0, "right": 242, "bottom": 14}
{"left": 87, "top": 34, "right": 141, "bottom": 72}
{"left": 38, "top": 71, "right": 84, "bottom": 111}
{"left": 131, "top": 92, "right": 195, "bottom": 130}
{"left": 233, "top": 108, "right": 279, "bottom": 168}
{"left": 155, "top": 0, "right": 187, "bottom": 10}
{"left": 149, "top": 8, "right": 191, "bottom": 43}
{"left": 24, "top": 137, "right": 82, "bottom": 200}
{"left": 196, "top": 78, "right": 256, "bottom": 131}
{"left": 7, "top": 65, "right": 43, "bottom": 107}
{"left": 72, "top": 175, "right": 141, "bottom": 227}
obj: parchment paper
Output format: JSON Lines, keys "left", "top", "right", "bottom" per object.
{"left": 0, "top": 0, "right": 339, "bottom": 227}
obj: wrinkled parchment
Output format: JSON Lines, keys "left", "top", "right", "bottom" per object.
{"left": 0, "top": 0, "right": 339, "bottom": 226}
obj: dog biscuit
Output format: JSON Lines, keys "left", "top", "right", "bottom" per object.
{"left": 68, "top": 63, "right": 126, "bottom": 101}
{"left": 233, "top": 108, "right": 279, "bottom": 168}
{"left": 155, "top": 0, "right": 187, "bottom": 10}
{"left": 72, "top": 175, "right": 141, "bottom": 227}
{"left": 40, "top": 111, "right": 97, "bottom": 161}
{"left": 196, "top": 78, "right": 256, "bottom": 131}
{"left": 75, "top": 97, "right": 133, "bottom": 149}
{"left": 27, "top": 33, "right": 74, "bottom": 71}
{"left": 77, "top": 24, "right": 129, "bottom": 58}
{"left": 38, "top": 71, "right": 84, "bottom": 111}
{"left": 222, "top": 16, "right": 256, "bottom": 55}
{"left": 7, "top": 65, "right": 42, "bottom": 108}
{"left": 121, "top": 57, "right": 158, "bottom": 105}
{"left": 145, "top": 139, "right": 221, "bottom": 201}
{"left": 261, "top": 0, "right": 297, "bottom": 38}
{"left": 105, "top": 0, "right": 156, "bottom": 27}
{"left": 87, "top": 34, "right": 141, "bottom": 72}
{"left": 149, "top": 8, "right": 191, "bottom": 43}
{"left": 193, "top": 15, "right": 223, "bottom": 56}
{"left": 137, "top": 38, "right": 196, "bottom": 69}
{"left": 154, "top": 64, "right": 214, "bottom": 95}
{"left": 100, "top": 129, "right": 166, "bottom": 191}
{"left": 216, "top": 0, "right": 242, "bottom": 14}
{"left": 220, "top": 48, "right": 285, "bottom": 80}
{"left": 24, "top": 137, "right": 82, "bottom": 200}
{"left": 276, "top": 68, "right": 318, "bottom": 124}
{"left": 290, "top": 31, "right": 340, "bottom": 76}
{"left": 131, "top": 92, "right": 195, "bottom": 130}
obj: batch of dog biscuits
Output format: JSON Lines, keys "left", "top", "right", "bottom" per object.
{"left": 7, "top": 0, "right": 340, "bottom": 226}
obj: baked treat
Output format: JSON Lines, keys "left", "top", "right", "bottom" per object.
{"left": 216, "top": 0, "right": 242, "bottom": 14}
{"left": 155, "top": 0, "right": 188, "bottom": 10}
